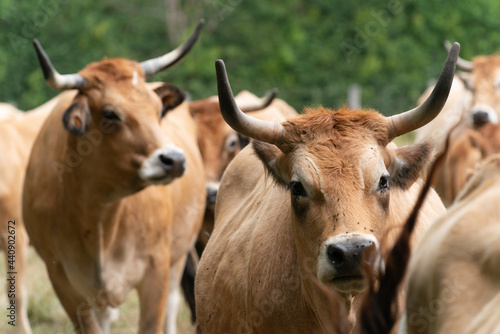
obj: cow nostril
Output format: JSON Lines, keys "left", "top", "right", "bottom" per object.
{"left": 327, "top": 246, "right": 344, "bottom": 265}
{"left": 158, "top": 151, "right": 186, "bottom": 176}
{"left": 206, "top": 186, "right": 218, "bottom": 204}
{"left": 472, "top": 111, "right": 490, "bottom": 127}
{"left": 159, "top": 154, "right": 174, "bottom": 168}
{"left": 206, "top": 187, "right": 218, "bottom": 198}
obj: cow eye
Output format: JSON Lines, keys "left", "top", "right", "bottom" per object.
{"left": 225, "top": 133, "right": 239, "bottom": 153}
{"left": 289, "top": 181, "right": 307, "bottom": 197}
{"left": 102, "top": 109, "right": 121, "bottom": 121}
{"left": 378, "top": 175, "right": 391, "bottom": 192}
{"left": 227, "top": 139, "right": 237, "bottom": 151}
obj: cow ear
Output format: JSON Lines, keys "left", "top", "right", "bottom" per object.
{"left": 387, "top": 141, "right": 433, "bottom": 189}
{"left": 154, "top": 83, "right": 186, "bottom": 117}
{"left": 62, "top": 94, "right": 91, "bottom": 136}
{"left": 457, "top": 71, "right": 473, "bottom": 91}
{"left": 252, "top": 140, "right": 289, "bottom": 187}
{"left": 238, "top": 133, "right": 250, "bottom": 149}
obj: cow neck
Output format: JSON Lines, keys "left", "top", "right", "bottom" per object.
{"left": 67, "top": 178, "right": 123, "bottom": 257}
{"left": 61, "top": 139, "right": 126, "bottom": 258}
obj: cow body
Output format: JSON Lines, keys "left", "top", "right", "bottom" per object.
{"left": 0, "top": 103, "right": 22, "bottom": 121}
{"left": 415, "top": 77, "right": 472, "bottom": 158}
{"left": 403, "top": 154, "right": 500, "bottom": 334}
{"left": 23, "top": 27, "right": 205, "bottom": 334}
{"left": 196, "top": 121, "right": 445, "bottom": 333}
{"left": 178, "top": 91, "right": 298, "bottom": 322}
{"left": 438, "top": 123, "right": 500, "bottom": 204}
{"left": 196, "top": 45, "right": 458, "bottom": 333}
{"left": 0, "top": 92, "right": 73, "bottom": 334}
{"left": 416, "top": 52, "right": 500, "bottom": 157}
{"left": 190, "top": 90, "right": 298, "bottom": 249}
{"left": 416, "top": 49, "right": 500, "bottom": 204}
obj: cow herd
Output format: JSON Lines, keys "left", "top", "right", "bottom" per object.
{"left": 1, "top": 19, "right": 500, "bottom": 334}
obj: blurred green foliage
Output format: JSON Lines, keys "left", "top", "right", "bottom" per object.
{"left": 1, "top": 0, "right": 500, "bottom": 114}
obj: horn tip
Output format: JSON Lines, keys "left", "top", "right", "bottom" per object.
{"left": 215, "top": 59, "right": 225, "bottom": 70}
{"left": 449, "top": 42, "right": 461, "bottom": 57}
{"left": 194, "top": 19, "right": 205, "bottom": 34}
{"left": 267, "top": 88, "right": 279, "bottom": 100}
{"left": 32, "top": 39, "right": 43, "bottom": 54}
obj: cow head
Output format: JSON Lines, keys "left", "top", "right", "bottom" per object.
{"left": 445, "top": 123, "right": 500, "bottom": 202}
{"left": 215, "top": 43, "right": 459, "bottom": 296}
{"left": 445, "top": 41, "right": 500, "bottom": 128}
{"left": 190, "top": 90, "right": 276, "bottom": 208}
{"left": 33, "top": 20, "right": 203, "bottom": 195}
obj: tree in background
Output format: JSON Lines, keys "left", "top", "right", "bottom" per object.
{"left": 1, "top": 0, "right": 500, "bottom": 115}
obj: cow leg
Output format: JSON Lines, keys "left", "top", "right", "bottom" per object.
{"left": 94, "top": 306, "right": 119, "bottom": 334}
{"left": 13, "top": 224, "right": 32, "bottom": 334}
{"left": 45, "top": 261, "right": 101, "bottom": 334}
{"left": 180, "top": 248, "right": 199, "bottom": 323}
{"left": 2, "top": 214, "right": 32, "bottom": 334}
{"left": 137, "top": 264, "right": 170, "bottom": 334}
{"left": 164, "top": 255, "right": 188, "bottom": 334}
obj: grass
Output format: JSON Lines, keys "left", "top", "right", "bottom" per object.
{"left": 0, "top": 247, "right": 196, "bottom": 333}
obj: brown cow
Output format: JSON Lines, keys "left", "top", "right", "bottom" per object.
{"left": 401, "top": 154, "right": 500, "bottom": 333}
{"left": 195, "top": 43, "right": 459, "bottom": 333}
{"left": 416, "top": 42, "right": 500, "bottom": 204}
{"left": 0, "top": 91, "right": 74, "bottom": 334}
{"left": 180, "top": 90, "right": 298, "bottom": 322}
{"left": 417, "top": 41, "right": 500, "bottom": 155}
{"left": 438, "top": 122, "right": 500, "bottom": 204}
{"left": 0, "top": 103, "right": 22, "bottom": 121}
{"left": 23, "top": 21, "right": 206, "bottom": 334}
{"left": 190, "top": 89, "right": 298, "bottom": 249}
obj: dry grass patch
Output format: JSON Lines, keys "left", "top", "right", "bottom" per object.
{"left": 0, "top": 247, "right": 195, "bottom": 333}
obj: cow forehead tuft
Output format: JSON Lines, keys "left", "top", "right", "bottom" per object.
{"left": 79, "top": 58, "right": 144, "bottom": 86}
{"left": 282, "top": 107, "right": 388, "bottom": 148}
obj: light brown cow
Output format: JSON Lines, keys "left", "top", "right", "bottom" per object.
{"left": 23, "top": 21, "right": 206, "bottom": 334}
{"left": 401, "top": 154, "right": 500, "bottom": 333}
{"left": 416, "top": 42, "right": 500, "bottom": 185}
{"left": 189, "top": 89, "right": 298, "bottom": 249}
{"left": 0, "top": 103, "right": 22, "bottom": 121}
{"left": 415, "top": 75, "right": 472, "bottom": 160}
{"left": 179, "top": 90, "right": 298, "bottom": 322}
{"left": 438, "top": 122, "right": 500, "bottom": 204}
{"left": 0, "top": 91, "right": 73, "bottom": 334}
{"left": 195, "top": 43, "right": 459, "bottom": 333}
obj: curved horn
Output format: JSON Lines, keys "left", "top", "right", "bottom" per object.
{"left": 141, "top": 19, "right": 204, "bottom": 78}
{"left": 444, "top": 40, "right": 473, "bottom": 71}
{"left": 33, "top": 39, "right": 88, "bottom": 91}
{"left": 386, "top": 42, "right": 460, "bottom": 140}
{"left": 216, "top": 60, "right": 285, "bottom": 146}
{"left": 239, "top": 88, "right": 278, "bottom": 112}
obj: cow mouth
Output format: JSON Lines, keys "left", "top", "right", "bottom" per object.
{"left": 332, "top": 275, "right": 364, "bottom": 282}
{"left": 144, "top": 173, "right": 179, "bottom": 185}
{"left": 330, "top": 275, "right": 366, "bottom": 293}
